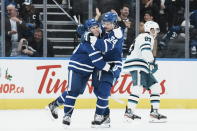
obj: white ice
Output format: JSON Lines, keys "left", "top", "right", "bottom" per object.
{"left": 0, "top": 109, "right": 197, "bottom": 131}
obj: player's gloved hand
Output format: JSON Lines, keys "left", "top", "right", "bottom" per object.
{"left": 149, "top": 61, "right": 158, "bottom": 74}
{"left": 82, "top": 31, "right": 94, "bottom": 42}
{"left": 89, "top": 36, "right": 97, "bottom": 45}
{"left": 170, "top": 32, "right": 178, "bottom": 40}
{"left": 77, "top": 24, "right": 86, "bottom": 36}
{"left": 109, "top": 64, "right": 121, "bottom": 78}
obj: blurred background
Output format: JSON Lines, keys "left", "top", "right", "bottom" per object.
{"left": 0, "top": 0, "right": 197, "bottom": 58}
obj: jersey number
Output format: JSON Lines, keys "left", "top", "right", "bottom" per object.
{"left": 145, "top": 36, "right": 151, "bottom": 42}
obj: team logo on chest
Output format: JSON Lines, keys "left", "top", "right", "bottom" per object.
{"left": 105, "top": 36, "right": 118, "bottom": 45}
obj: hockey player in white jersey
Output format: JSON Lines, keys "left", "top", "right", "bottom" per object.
{"left": 123, "top": 21, "right": 167, "bottom": 122}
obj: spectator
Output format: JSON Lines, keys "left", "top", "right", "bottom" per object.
{"left": 139, "top": 10, "right": 154, "bottom": 33}
{"left": 142, "top": 4, "right": 167, "bottom": 34}
{"left": 17, "top": 38, "right": 36, "bottom": 57}
{"left": 140, "top": 0, "right": 161, "bottom": 23}
{"left": 140, "top": 10, "right": 160, "bottom": 57}
{"left": 143, "top": 10, "right": 154, "bottom": 22}
{"left": 117, "top": 5, "right": 135, "bottom": 56}
{"left": 19, "top": 0, "right": 41, "bottom": 38}
{"left": 20, "top": 29, "right": 54, "bottom": 57}
{"left": 5, "top": 4, "right": 27, "bottom": 56}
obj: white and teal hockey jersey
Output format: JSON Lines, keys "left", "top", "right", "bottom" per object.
{"left": 123, "top": 33, "right": 154, "bottom": 73}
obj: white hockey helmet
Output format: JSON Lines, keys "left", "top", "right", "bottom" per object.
{"left": 144, "top": 21, "right": 160, "bottom": 38}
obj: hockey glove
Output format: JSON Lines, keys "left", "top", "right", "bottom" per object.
{"left": 149, "top": 62, "right": 158, "bottom": 74}
{"left": 82, "top": 31, "right": 94, "bottom": 42}
{"left": 89, "top": 36, "right": 97, "bottom": 45}
{"left": 77, "top": 24, "right": 86, "bottom": 36}
{"left": 109, "top": 64, "right": 121, "bottom": 78}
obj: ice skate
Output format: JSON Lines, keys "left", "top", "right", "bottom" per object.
{"left": 62, "top": 115, "right": 71, "bottom": 128}
{"left": 150, "top": 109, "right": 167, "bottom": 123}
{"left": 46, "top": 100, "right": 58, "bottom": 120}
{"left": 91, "top": 114, "right": 110, "bottom": 128}
{"left": 124, "top": 106, "right": 141, "bottom": 122}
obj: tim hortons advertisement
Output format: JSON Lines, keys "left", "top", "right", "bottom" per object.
{"left": 0, "top": 59, "right": 197, "bottom": 99}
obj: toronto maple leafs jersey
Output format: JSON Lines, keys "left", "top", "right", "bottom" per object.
{"left": 123, "top": 33, "right": 154, "bottom": 73}
{"left": 93, "top": 27, "right": 124, "bottom": 69}
{"left": 68, "top": 41, "right": 110, "bottom": 75}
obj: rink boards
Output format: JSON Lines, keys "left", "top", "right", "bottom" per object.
{"left": 0, "top": 58, "right": 197, "bottom": 109}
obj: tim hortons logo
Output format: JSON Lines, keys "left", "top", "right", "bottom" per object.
{"left": 36, "top": 65, "right": 166, "bottom": 95}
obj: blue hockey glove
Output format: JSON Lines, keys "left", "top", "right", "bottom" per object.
{"left": 76, "top": 24, "right": 86, "bottom": 36}
{"left": 109, "top": 64, "right": 121, "bottom": 78}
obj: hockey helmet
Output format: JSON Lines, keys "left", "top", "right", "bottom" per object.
{"left": 144, "top": 21, "right": 160, "bottom": 33}
{"left": 102, "top": 12, "right": 118, "bottom": 23}
{"left": 85, "top": 19, "right": 99, "bottom": 29}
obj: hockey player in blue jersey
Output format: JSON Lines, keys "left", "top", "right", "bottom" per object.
{"left": 123, "top": 21, "right": 167, "bottom": 122}
{"left": 46, "top": 19, "right": 118, "bottom": 127}
{"left": 82, "top": 12, "right": 124, "bottom": 128}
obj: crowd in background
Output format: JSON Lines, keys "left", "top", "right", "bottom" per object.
{"left": 0, "top": 0, "right": 197, "bottom": 57}
{"left": 0, "top": 0, "right": 53, "bottom": 57}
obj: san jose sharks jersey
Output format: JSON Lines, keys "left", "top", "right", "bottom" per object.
{"left": 123, "top": 33, "right": 154, "bottom": 73}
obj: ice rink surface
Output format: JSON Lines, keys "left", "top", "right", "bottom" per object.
{"left": 0, "top": 109, "right": 197, "bottom": 131}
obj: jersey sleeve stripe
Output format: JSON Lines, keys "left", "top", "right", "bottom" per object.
{"left": 92, "top": 56, "right": 103, "bottom": 63}
{"left": 123, "top": 65, "right": 149, "bottom": 72}
{"left": 124, "top": 61, "right": 149, "bottom": 68}
{"left": 124, "top": 59, "right": 147, "bottom": 64}
{"left": 104, "top": 40, "right": 108, "bottom": 52}
{"left": 141, "top": 48, "right": 151, "bottom": 51}
{"left": 69, "top": 60, "right": 94, "bottom": 69}
{"left": 140, "top": 43, "right": 151, "bottom": 49}
{"left": 68, "top": 65, "right": 93, "bottom": 72}
{"left": 89, "top": 51, "right": 101, "bottom": 57}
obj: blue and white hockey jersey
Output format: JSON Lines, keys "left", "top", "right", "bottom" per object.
{"left": 92, "top": 27, "right": 124, "bottom": 69}
{"left": 68, "top": 41, "right": 110, "bottom": 75}
{"left": 123, "top": 33, "right": 154, "bottom": 73}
